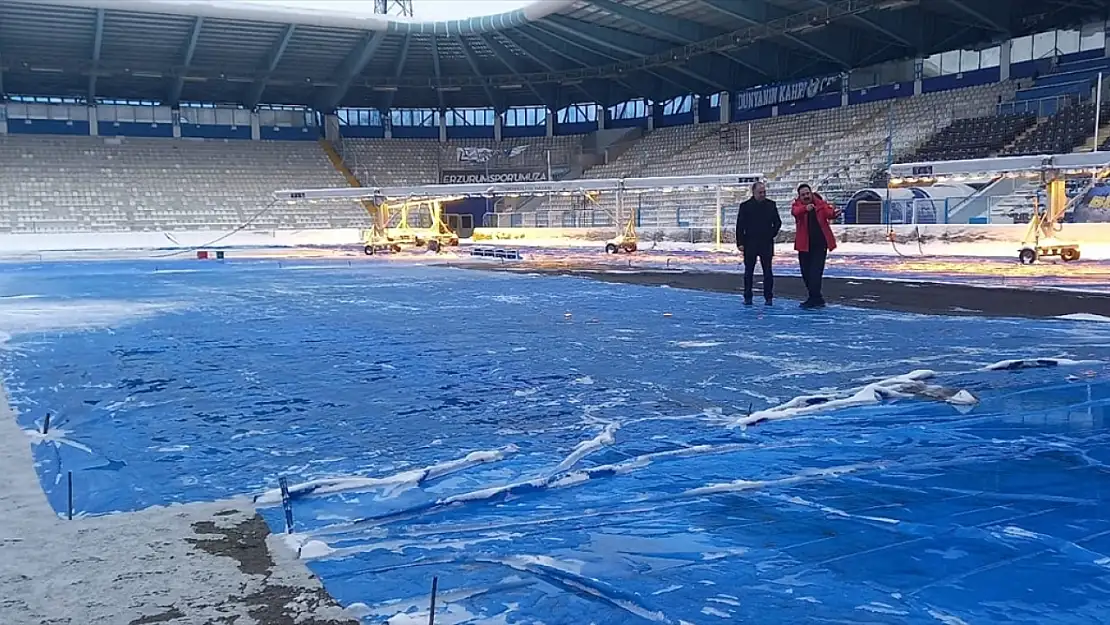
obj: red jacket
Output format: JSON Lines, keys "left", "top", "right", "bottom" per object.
{"left": 791, "top": 194, "right": 838, "bottom": 253}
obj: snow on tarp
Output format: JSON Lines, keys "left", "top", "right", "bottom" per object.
{"left": 982, "top": 357, "right": 1102, "bottom": 371}
{"left": 254, "top": 446, "right": 519, "bottom": 504}
{"left": 2, "top": 260, "right": 1110, "bottom": 625}
{"left": 728, "top": 369, "right": 979, "bottom": 429}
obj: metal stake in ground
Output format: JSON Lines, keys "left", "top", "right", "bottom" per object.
{"left": 428, "top": 576, "right": 439, "bottom": 625}
{"left": 279, "top": 476, "right": 294, "bottom": 533}
{"left": 43, "top": 412, "right": 52, "bottom": 435}
{"left": 67, "top": 471, "right": 73, "bottom": 520}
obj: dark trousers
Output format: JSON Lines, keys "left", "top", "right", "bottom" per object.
{"left": 798, "top": 246, "right": 828, "bottom": 303}
{"left": 743, "top": 244, "right": 774, "bottom": 301}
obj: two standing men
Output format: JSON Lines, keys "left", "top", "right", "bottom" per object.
{"left": 734, "top": 182, "right": 839, "bottom": 309}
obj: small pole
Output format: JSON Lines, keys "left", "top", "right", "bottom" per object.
{"left": 42, "top": 412, "right": 51, "bottom": 435}
{"left": 428, "top": 576, "right": 439, "bottom": 625}
{"left": 279, "top": 476, "right": 294, "bottom": 533}
{"left": 714, "top": 186, "right": 723, "bottom": 251}
{"left": 67, "top": 471, "right": 73, "bottom": 520}
{"left": 1094, "top": 72, "right": 1103, "bottom": 154}
{"left": 746, "top": 123, "right": 752, "bottom": 171}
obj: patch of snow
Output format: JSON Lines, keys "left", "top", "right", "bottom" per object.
{"left": 982, "top": 357, "right": 1102, "bottom": 371}
{"left": 674, "top": 341, "right": 723, "bottom": 349}
{"left": 255, "top": 445, "right": 518, "bottom": 504}
{"left": 0, "top": 382, "right": 350, "bottom": 625}
{"left": 928, "top": 610, "right": 971, "bottom": 625}
{"left": 701, "top": 606, "right": 732, "bottom": 618}
{"left": 729, "top": 369, "right": 973, "bottom": 428}
{"left": 1057, "top": 313, "right": 1110, "bottom": 323}
{"left": 1001, "top": 525, "right": 1040, "bottom": 539}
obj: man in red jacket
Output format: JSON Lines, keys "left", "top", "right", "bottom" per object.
{"left": 791, "top": 184, "right": 840, "bottom": 309}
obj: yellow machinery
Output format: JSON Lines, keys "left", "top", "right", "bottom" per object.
{"left": 1020, "top": 173, "right": 1080, "bottom": 264}
{"left": 362, "top": 197, "right": 459, "bottom": 255}
{"left": 605, "top": 212, "right": 638, "bottom": 254}
{"left": 888, "top": 152, "right": 1110, "bottom": 265}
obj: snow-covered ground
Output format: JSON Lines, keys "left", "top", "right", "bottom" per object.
{"left": 0, "top": 381, "right": 359, "bottom": 625}
{"left": 3, "top": 223, "right": 1110, "bottom": 261}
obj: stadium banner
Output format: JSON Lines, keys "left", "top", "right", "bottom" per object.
{"left": 440, "top": 169, "right": 548, "bottom": 184}
{"left": 735, "top": 75, "right": 841, "bottom": 111}
{"left": 1075, "top": 184, "right": 1110, "bottom": 223}
{"left": 456, "top": 145, "right": 530, "bottom": 164}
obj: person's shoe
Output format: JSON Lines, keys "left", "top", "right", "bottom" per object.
{"left": 764, "top": 298, "right": 773, "bottom": 306}
{"left": 743, "top": 297, "right": 754, "bottom": 306}
{"left": 813, "top": 298, "right": 827, "bottom": 308}
{"left": 799, "top": 300, "right": 818, "bottom": 309}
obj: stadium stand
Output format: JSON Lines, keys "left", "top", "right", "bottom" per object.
{"left": 582, "top": 125, "right": 716, "bottom": 180}
{"left": 0, "top": 135, "right": 370, "bottom": 233}
{"left": 898, "top": 112, "right": 1037, "bottom": 163}
{"left": 1003, "top": 101, "right": 1110, "bottom": 156}
{"left": 1, "top": 1, "right": 1106, "bottom": 235}
{"left": 339, "top": 136, "right": 586, "bottom": 186}
{"left": 502, "top": 82, "right": 1011, "bottom": 227}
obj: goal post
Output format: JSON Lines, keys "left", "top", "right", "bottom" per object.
{"left": 274, "top": 173, "right": 763, "bottom": 248}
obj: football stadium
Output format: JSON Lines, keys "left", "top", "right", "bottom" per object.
{"left": 3, "top": 0, "right": 1110, "bottom": 623}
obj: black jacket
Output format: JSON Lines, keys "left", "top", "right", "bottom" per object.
{"left": 735, "top": 197, "right": 782, "bottom": 248}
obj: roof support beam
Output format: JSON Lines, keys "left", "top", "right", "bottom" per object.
{"left": 479, "top": 33, "right": 552, "bottom": 108}
{"left": 521, "top": 25, "right": 668, "bottom": 102}
{"left": 319, "top": 30, "right": 387, "bottom": 111}
{"left": 500, "top": 28, "right": 608, "bottom": 105}
{"left": 244, "top": 24, "right": 295, "bottom": 109}
{"left": 88, "top": 9, "right": 104, "bottom": 102}
{"left": 589, "top": 0, "right": 708, "bottom": 44}
{"left": 588, "top": 0, "right": 773, "bottom": 82}
{"left": 383, "top": 33, "right": 411, "bottom": 111}
{"left": 169, "top": 16, "right": 203, "bottom": 106}
{"left": 540, "top": 17, "right": 728, "bottom": 93}
{"left": 430, "top": 35, "right": 446, "bottom": 112}
{"left": 943, "top": 0, "right": 1008, "bottom": 33}
{"left": 697, "top": 0, "right": 852, "bottom": 69}
{"left": 456, "top": 35, "right": 500, "bottom": 111}
{"left": 811, "top": 0, "right": 914, "bottom": 48}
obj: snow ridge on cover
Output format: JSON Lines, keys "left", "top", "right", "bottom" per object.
{"left": 254, "top": 445, "right": 519, "bottom": 505}
{"left": 728, "top": 369, "right": 977, "bottom": 429}
{"left": 981, "top": 357, "right": 1102, "bottom": 371}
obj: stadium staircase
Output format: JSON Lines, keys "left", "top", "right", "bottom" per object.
{"left": 319, "top": 138, "right": 377, "bottom": 220}
{"left": 1076, "top": 124, "right": 1110, "bottom": 151}
{"left": 1000, "top": 121, "right": 1048, "bottom": 153}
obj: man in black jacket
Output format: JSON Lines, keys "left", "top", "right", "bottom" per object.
{"left": 735, "top": 181, "right": 782, "bottom": 306}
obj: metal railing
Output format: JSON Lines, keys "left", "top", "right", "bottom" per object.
{"left": 998, "top": 93, "right": 1081, "bottom": 118}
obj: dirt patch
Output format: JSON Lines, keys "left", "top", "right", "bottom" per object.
{"left": 187, "top": 514, "right": 358, "bottom": 625}
{"left": 128, "top": 608, "right": 185, "bottom": 625}
{"left": 457, "top": 262, "right": 1110, "bottom": 319}
{"left": 189, "top": 514, "right": 274, "bottom": 577}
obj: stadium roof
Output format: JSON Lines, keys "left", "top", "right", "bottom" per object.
{"left": 1, "top": 0, "right": 1106, "bottom": 112}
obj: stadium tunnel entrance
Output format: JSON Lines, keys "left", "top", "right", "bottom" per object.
{"left": 444, "top": 197, "right": 492, "bottom": 238}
